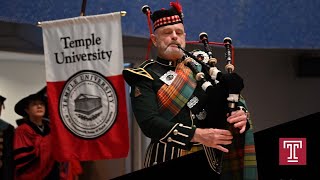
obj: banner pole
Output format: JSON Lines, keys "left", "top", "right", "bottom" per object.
{"left": 37, "top": 9, "right": 126, "bottom": 27}
{"left": 80, "top": 0, "right": 87, "bottom": 16}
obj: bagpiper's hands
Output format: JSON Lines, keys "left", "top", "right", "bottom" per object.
{"left": 227, "top": 109, "right": 248, "bottom": 134}
{"left": 191, "top": 128, "right": 233, "bottom": 153}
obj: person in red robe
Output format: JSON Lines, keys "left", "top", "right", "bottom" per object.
{"left": 13, "top": 92, "right": 59, "bottom": 180}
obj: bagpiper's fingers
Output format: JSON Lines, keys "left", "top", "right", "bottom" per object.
{"left": 216, "top": 145, "right": 229, "bottom": 153}
{"left": 239, "top": 126, "right": 246, "bottom": 134}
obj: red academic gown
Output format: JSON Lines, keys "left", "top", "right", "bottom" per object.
{"left": 13, "top": 119, "right": 58, "bottom": 180}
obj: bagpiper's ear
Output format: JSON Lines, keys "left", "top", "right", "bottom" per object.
{"left": 150, "top": 34, "right": 157, "bottom": 47}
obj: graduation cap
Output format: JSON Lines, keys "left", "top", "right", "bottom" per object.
{"left": 0, "top": 95, "right": 6, "bottom": 109}
{"left": 14, "top": 93, "right": 47, "bottom": 117}
{"left": 0, "top": 95, "right": 6, "bottom": 103}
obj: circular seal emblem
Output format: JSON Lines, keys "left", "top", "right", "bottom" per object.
{"left": 59, "top": 70, "right": 118, "bottom": 139}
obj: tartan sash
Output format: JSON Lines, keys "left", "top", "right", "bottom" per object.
{"left": 157, "top": 62, "right": 197, "bottom": 121}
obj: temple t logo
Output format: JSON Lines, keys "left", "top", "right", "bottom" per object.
{"left": 279, "top": 138, "right": 306, "bottom": 165}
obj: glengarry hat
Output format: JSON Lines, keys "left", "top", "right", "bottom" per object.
{"left": 151, "top": 2, "right": 184, "bottom": 31}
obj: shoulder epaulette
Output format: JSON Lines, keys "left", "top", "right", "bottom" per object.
{"left": 123, "top": 67, "right": 154, "bottom": 80}
{"left": 122, "top": 59, "right": 155, "bottom": 86}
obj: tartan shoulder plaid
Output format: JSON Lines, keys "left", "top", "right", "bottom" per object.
{"left": 157, "top": 63, "right": 197, "bottom": 121}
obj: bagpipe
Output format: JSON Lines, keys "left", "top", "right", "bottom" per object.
{"left": 179, "top": 33, "right": 245, "bottom": 174}
{"left": 178, "top": 33, "right": 244, "bottom": 134}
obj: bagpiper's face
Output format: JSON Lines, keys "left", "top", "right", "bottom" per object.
{"left": 152, "top": 23, "right": 186, "bottom": 61}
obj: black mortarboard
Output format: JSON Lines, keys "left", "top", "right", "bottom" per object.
{"left": 0, "top": 95, "right": 6, "bottom": 103}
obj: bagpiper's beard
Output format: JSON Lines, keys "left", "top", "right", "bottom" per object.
{"left": 162, "top": 46, "right": 183, "bottom": 60}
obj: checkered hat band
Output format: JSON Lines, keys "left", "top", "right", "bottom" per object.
{"left": 153, "top": 15, "right": 182, "bottom": 30}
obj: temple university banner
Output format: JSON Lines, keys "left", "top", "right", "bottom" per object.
{"left": 41, "top": 12, "right": 129, "bottom": 161}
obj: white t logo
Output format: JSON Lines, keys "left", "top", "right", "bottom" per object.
{"left": 283, "top": 140, "right": 302, "bottom": 162}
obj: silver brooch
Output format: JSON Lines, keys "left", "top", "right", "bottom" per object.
{"left": 160, "top": 70, "right": 177, "bottom": 85}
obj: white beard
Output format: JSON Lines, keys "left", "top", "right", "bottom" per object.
{"left": 163, "top": 47, "right": 183, "bottom": 60}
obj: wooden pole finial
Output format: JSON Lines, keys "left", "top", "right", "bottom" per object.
{"left": 80, "top": 0, "right": 87, "bottom": 16}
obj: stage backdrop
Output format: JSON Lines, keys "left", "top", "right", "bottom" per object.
{"left": 41, "top": 12, "right": 129, "bottom": 161}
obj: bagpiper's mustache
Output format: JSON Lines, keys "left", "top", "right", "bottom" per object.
{"left": 168, "top": 42, "right": 180, "bottom": 48}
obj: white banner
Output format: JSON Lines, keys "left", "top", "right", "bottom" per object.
{"left": 41, "top": 12, "right": 129, "bottom": 161}
{"left": 42, "top": 12, "right": 124, "bottom": 81}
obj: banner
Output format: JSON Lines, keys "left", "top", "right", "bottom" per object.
{"left": 41, "top": 12, "right": 129, "bottom": 161}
